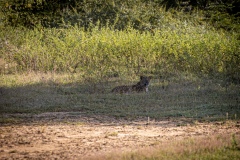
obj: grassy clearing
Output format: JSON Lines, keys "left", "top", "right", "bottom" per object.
{"left": 1, "top": 72, "right": 239, "bottom": 121}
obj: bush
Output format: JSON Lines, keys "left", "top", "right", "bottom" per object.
{"left": 1, "top": 19, "right": 239, "bottom": 82}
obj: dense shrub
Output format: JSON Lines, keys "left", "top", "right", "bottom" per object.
{"left": 1, "top": 22, "right": 239, "bottom": 81}
{"left": 1, "top": 0, "right": 239, "bottom": 32}
{"left": 0, "top": 0, "right": 239, "bottom": 83}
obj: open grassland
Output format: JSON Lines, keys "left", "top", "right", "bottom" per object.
{"left": 0, "top": 72, "right": 239, "bottom": 120}
{"left": 0, "top": 4, "right": 239, "bottom": 159}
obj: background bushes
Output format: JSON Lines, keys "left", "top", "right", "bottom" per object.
{"left": 0, "top": 0, "right": 239, "bottom": 83}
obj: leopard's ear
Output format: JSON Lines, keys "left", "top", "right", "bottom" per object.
{"left": 148, "top": 76, "right": 152, "bottom": 79}
{"left": 140, "top": 76, "right": 144, "bottom": 80}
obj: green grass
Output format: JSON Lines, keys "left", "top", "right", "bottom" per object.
{"left": 1, "top": 73, "right": 239, "bottom": 121}
{"left": 120, "top": 147, "right": 240, "bottom": 160}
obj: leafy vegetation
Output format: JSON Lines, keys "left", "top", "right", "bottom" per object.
{"left": 0, "top": 19, "right": 239, "bottom": 81}
{"left": 0, "top": 1, "right": 239, "bottom": 84}
{"left": 1, "top": 0, "right": 239, "bottom": 32}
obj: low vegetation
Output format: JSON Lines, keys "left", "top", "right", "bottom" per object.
{"left": 0, "top": 1, "right": 239, "bottom": 83}
{"left": 1, "top": 73, "right": 239, "bottom": 121}
{"left": 1, "top": 18, "right": 239, "bottom": 82}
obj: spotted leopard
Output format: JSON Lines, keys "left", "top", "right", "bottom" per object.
{"left": 111, "top": 76, "right": 152, "bottom": 93}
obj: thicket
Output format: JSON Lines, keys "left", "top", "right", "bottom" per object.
{"left": 1, "top": 0, "right": 239, "bottom": 31}
{"left": 0, "top": 0, "right": 239, "bottom": 83}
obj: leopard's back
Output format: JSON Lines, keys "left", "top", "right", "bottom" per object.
{"left": 132, "top": 83, "right": 147, "bottom": 92}
{"left": 111, "top": 76, "right": 152, "bottom": 94}
{"left": 111, "top": 85, "right": 132, "bottom": 93}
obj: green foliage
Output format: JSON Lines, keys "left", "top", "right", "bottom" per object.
{"left": 1, "top": 0, "right": 162, "bottom": 30}
{"left": 204, "top": 0, "right": 240, "bottom": 32}
{"left": 1, "top": 19, "right": 239, "bottom": 82}
{"left": 1, "top": 0, "right": 239, "bottom": 32}
{"left": 0, "top": 1, "right": 239, "bottom": 82}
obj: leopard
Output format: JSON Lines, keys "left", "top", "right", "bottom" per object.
{"left": 111, "top": 76, "right": 152, "bottom": 93}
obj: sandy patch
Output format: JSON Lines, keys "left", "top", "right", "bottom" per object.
{"left": 0, "top": 112, "right": 239, "bottom": 159}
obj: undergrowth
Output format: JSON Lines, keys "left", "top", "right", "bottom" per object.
{"left": 0, "top": 8, "right": 239, "bottom": 83}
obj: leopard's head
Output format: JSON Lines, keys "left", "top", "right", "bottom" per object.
{"left": 139, "top": 76, "right": 152, "bottom": 88}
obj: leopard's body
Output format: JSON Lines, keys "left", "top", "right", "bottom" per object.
{"left": 111, "top": 76, "right": 152, "bottom": 93}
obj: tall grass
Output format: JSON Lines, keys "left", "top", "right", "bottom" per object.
{"left": 0, "top": 9, "right": 239, "bottom": 82}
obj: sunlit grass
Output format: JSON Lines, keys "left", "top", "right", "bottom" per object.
{"left": 0, "top": 9, "right": 238, "bottom": 80}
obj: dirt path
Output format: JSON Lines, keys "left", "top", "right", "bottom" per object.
{"left": 0, "top": 112, "right": 239, "bottom": 159}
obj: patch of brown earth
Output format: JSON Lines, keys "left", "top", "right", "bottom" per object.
{"left": 0, "top": 112, "right": 239, "bottom": 159}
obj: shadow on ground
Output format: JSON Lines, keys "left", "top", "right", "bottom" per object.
{"left": 0, "top": 77, "right": 240, "bottom": 125}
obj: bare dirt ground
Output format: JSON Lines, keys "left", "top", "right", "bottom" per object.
{"left": 0, "top": 112, "right": 239, "bottom": 159}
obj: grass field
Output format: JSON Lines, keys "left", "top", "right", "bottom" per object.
{"left": 1, "top": 72, "right": 239, "bottom": 120}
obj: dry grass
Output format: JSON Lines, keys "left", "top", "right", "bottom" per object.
{"left": 0, "top": 72, "right": 83, "bottom": 87}
{"left": 1, "top": 113, "right": 239, "bottom": 159}
{"left": 90, "top": 134, "right": 240, "bottom": 160}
